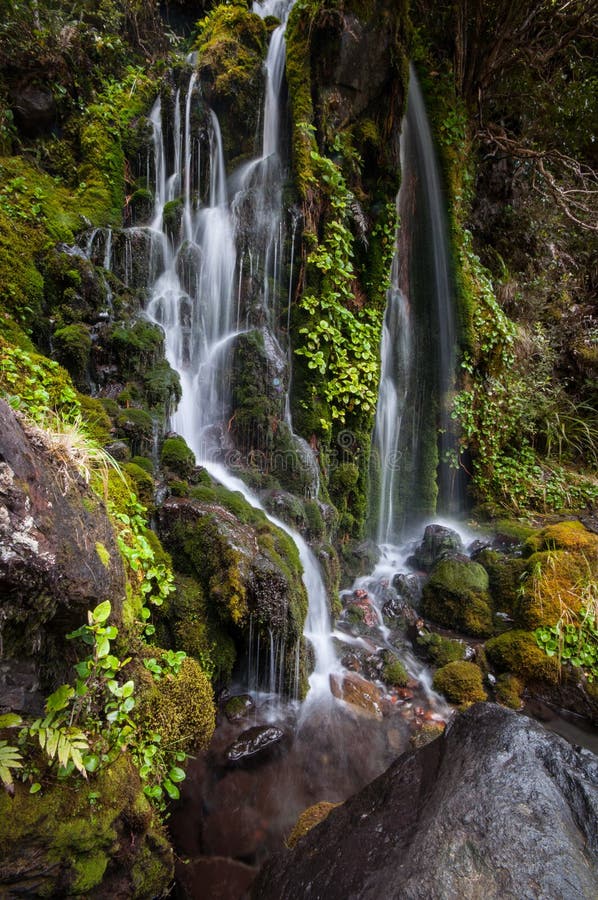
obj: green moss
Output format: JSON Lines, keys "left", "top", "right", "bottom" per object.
{"left": 71, "top": 851, "right": 108, "bottom": 893}
{"left": 416, "top": 631, "right": 465, "bottom": 667}
{"left": 124, "top": 462, "right": 155, "bottom": 510}
{"left": 95, "top": 541, "right": 111, "bottom": 568}
{"left": 524, "top": 520, "right": 598, "bottom": 556}
{"left": 485, "top": 629, "right": 560, "bottom": 684}
{"left": 421, "top": 557, "right": 494, "bottom": 637}
{"left": 115, "top": 407, "right": 154, "bottom": 456}
{"left": 161, "top": 435, "right": 196, "bottom": 479}
{"left": 410, "top": 723, "right": 445, "bottom": 749}
{"left": 78, "top": 393, "right": 113, "bottom": 445}
{"left": 383, "top": 655, "right": 409, "bottom": 687}
{"left": 53, "top": 323, "right": 92, "bottom": 384}
{"left": 432, "top": 660, "right": 487, "bottom": 705}
{"left": 286, "top": 801, "right": 341, "bottom": 849}
{"left": 495, "top": 673, "right": 524, "bottom": 709}
{"left": 476, "top": 548, "right": 527, "bottom": 614}
{"left": 130, "top": 455, "right": 154, "bottom": 474}
{"left": 0, "top": 753, "right": 171, "bottom": 897}
{"left": 136, "top": 656, "right": 216, "bottom": 753}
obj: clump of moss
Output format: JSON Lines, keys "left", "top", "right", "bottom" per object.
{"left": 124, "top": 461, "right": 155, "bottom": 510}
{"left": 417, "top": 631, "right": 465, "bottom": 667}
{"left": 136, "top": 656, "right": 216, "bottom": 754}
{"left": 286, "top": 801, "right": 341, "bottom": 849}
{"left": 383, "top": 655, "right": 409, "bottom": 687}
{"left": 432, "top": 660, "right": 487, "bottom": 705}
{"left": 495, "top": 673, "right": 524, "bottom": 709}
{"left": 524, "top": 520, "right": 598, "bottom": 556}
{"left": 421, "top": 557, "right": 494, "bottom": 637}
{"left": 161, "top": 434, "right": 196, "bottom": 479}
{"left": 0, "top": 753, "right": 172, "bottom": 897}
{"left": 52, "top": 322, "right": 92, "bottom": 385}
{"left": 515, "top": 550, "right": 588, "bottom": 630}
{"left": 485, "top": 629, "right": 560, "bottom": 684}
{"left": 78, "top": 393, "right": 113, "bottom": 445}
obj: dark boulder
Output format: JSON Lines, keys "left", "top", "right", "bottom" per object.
{"left": 0, "top": 400, "right": 125, "bottom": 699}
{"left": 408, "top": 523, "right": 464, "bottom": 571}
{"left": 252, "top": 703, "right": 598, "bottom": 900}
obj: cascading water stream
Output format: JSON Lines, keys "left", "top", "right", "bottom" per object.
{"left": 372, "top": 65, "right": 460, "bottom": 538}
{"left": 142, "top": 0, "right": 336, "bottom": 699}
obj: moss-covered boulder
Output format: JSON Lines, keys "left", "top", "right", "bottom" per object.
{"left": 421, "top": 557, "right": 493, "bottom": 637}
{"left": 409, "top": 524, "right": 464, "bottom": 572}
{"left": 515, "top": 549, "right": 590, "bottom": 630}
{"left": 485, "top": 630, "right": 560, "bottom": 685}
{"left": 0, "top": 754, "right": 173, "bottom": 898}
{"left": 432, "top": 660, "right": 487, "bottom": 705}
{"left": 195, "top": 3, "right": 267, "bottom": 163}
{"left": 416, "top": 631, "right": 466, "bottom": 667}
{"left": 161, "top": 434, "right": 196, "bottom": 480}
{"left": 157, "top": 491, "right": 309, "bottom": 694}
{"left": 475, "top": 547, "right": 527, "bottom": 615}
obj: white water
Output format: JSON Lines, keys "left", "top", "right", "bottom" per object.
{"left": 140, "top": 0, "right": 336, "bottom": 699}
{"left": 372, "top": 66, "right": 459, "bottom": 536}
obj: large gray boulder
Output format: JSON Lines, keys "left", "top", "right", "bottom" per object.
{"left": 252, "top": 703, "right": 598, "bottom": 899}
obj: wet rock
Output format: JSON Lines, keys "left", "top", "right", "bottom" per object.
{"left": 0, "top": 400, "right": 125, "bottom": 696}
{"left": 421, "top": 555, "right": 493, "bottom": 637}
{"left": 391, "top": 571, "right": 423, "bottom": 606}
{"left": 339, "top": 539, "right": 380, "bottom": 586}
{"left": 329, "top": 673, "right": 384, "bottom": 720}
{"left": 252, "top": 703, "right": 598, "bottom": 900}
{"left": 407, "top": 523, "right": 464, "bottom": 571}
{"left": 225, "top": 725, "right": 285, "bottom": 765}
{"left": 224, "top": 693, "right": 255, "bottom": 722}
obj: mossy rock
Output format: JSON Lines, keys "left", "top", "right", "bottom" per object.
{"left": 78, "top": 393, "right": 113, "bottom": 445}
{"left": 115, "top": 407, "right": 154, "bottom": 456}
{"left": 416, "top": 631, "right": 465, "bottom": 667}
{"left": 130, "top": 454, "right": 154, "bottom": 474}
{"left": 476, "top": 548, "right": 527, "bottom": 615}
{"left": 124, "top": 461, "right": 155, "bottom": 510}
{"left": 0, "top": 754, "right": 172, "bottom": 897}
{"left": 383, "top": 655, "right": 409, "bottom": 687}
{"left": 515, "top": 549, "right": 589, "bottom": 630}
{"left": 286, "top": 801, "right": 341, "bottom": 849}
{"left": 523, "top": 520, "right": 598, "bottom": 556}
{"left": 495, "top": 673, "right": 524, "bottom": 710}
{"left": 135, "top": 655, "right": 216, "bottom": 754}
{"left": 432, "top": 660, "right": 487, "bottom": 705}
{"left": 485, "top": 629, "right": 560, "bottom": 685}
{"left": 52, "top": 322, "right": 92, "bottom": 385}
{"left": 421, "top": 557, "right": 493, "bottom": 637}
{"left": 161, "top": 434, "right": 196, "bottom": 479}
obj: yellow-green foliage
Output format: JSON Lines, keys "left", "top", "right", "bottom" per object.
{"left": 524, "top": 520, "right": 598, "bottom": 556}
{"left": 516, "top": 549, "right": 589, "bottom": 630}
{"left": 485, "top": 629, "right": 560, "bottom": 684}
{"left": 432, "top": 660, "right": 487, "bottom": 705}
{"left": 136, "top": 656, "right": 216, "bottom": 754}
{"left": 0, "top": 754, "right": 172, "bottom": 898}
{"left": 286, "top": 801, "right": 341, "bottom": 849}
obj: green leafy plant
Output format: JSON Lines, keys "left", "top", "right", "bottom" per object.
{"left": 535, "top": 606, "right": 598, "bottom": 682}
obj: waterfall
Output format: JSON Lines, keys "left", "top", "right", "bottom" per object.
{"left": 372, "top": 65, "right": 461, "bottom": 541}
{"left": 141, "top": 0, "right": 336, "bottom": 698}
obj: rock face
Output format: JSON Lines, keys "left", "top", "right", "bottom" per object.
{"left": 252, "top": 703, "right": 598, "bottom": 900}
{"left": 0, "top": 400, "right": 125, "bottom": 700}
